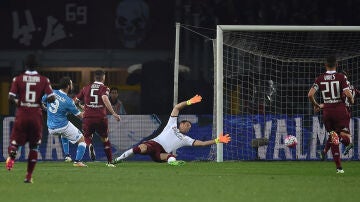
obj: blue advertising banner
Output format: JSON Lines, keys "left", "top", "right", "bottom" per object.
{"left": 1, "top": 114, "right": 359, "bottom": 162}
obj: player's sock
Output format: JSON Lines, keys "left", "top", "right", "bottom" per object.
{"left": 116, "top": 148, "right": 134, "bottom": 161}
{"left": 323, "top": 138, "right": 331, "bottom": 153}
{"left": 27, "top": 149, "right": 38, "bottom": 179}
{"left": 103, "top": 140, "right": 113, "bottom": 163}
{"left": 61, "top": 137, "right": 70, "bottom": 156}
{"left": 330, "top": 144, "right": 342, "bottom": 169}
{"left": 75, "top": 142, "right": 86, "bottom": 162}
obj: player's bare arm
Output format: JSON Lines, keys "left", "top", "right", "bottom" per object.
{"left": 170, "top": 94, "right": 202, "bottom": 117}
{"left": 307, "top": 87, "right": 321, "bottom": 112}
{"left": 344, "top": 89, "right": 354, "bottom": 104}
{"left": 102, "top": 95, "right": 120, "bottom": 121}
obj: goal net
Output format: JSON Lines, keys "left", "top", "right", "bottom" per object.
{"left": 216, "top": 26, "right": 360, "bottom": 161}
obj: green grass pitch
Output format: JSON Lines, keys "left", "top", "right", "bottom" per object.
{"left": 1, "top": 161, "right": 360, "bottom": 202}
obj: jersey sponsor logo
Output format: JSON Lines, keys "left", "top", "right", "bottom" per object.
{"left": 172, "top": 127, "right": 184, "bottom": 140}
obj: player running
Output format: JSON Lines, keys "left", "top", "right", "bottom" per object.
{"left": 42, "top": 77, "right": 87, "bottom": 167}
{"left": 308, "top": 56, "right": 354, "bottom": 173}
{"left": 6, "top": 54, "right": 55, "bottom": 183}
{"left": 113, "top": 94, "right": 231, "bottom": 165}
{"left": 74, "top": 70, "right": 120, "bottom": 167}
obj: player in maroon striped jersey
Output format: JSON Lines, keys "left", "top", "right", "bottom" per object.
{"left": 6, "top": 54, "right": 55, "bottom": 183}
{"left": 308, "top": 56, "right": 354, "bottom": 173}
{"left": 75, "top": 70, "right": 120, "bottom": 167}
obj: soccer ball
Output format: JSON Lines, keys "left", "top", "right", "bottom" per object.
{"left": 284, "top": 135, "right": 297, "bottom": 148}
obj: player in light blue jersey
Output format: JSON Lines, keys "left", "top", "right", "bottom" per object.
{"left": 42, "top": 77, "right": 87, "bottom": 167}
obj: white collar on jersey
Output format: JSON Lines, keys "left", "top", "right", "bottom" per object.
{"left": 94, "top": 81, "right": 104, "bottom": 85}
{"left": 59, "top": 89, "right": 67, "bottom": 95}
{"left": 25, "top": 70, "right": 38, "bottom": 75}
{"left": 326, "top": 70, "right": 336, "bottom": 74}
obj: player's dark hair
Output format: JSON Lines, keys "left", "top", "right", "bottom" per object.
{"left": 326, "top": 55, "right": 337, "bottom": 67}
{"left": 94, "top": 70, "right": 106, "bottom": 81}
{"left": 178, "top": 120, "right": 192, "bottom": 128}
{"left": 24, "top": 54, "right": 39, "bottom": 71}
{"left": 110, "top": 87, "right": 119, "bottom": 92}
{"left": 59, "top": 76, "right": 72, "bottom": 89}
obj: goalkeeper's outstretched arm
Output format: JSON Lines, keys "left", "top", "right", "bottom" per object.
{"left": 193, "top": 133, "right": 231, "bottom": 146}
{"left": 170, "top": 94, "right": 202, "bottom": 117}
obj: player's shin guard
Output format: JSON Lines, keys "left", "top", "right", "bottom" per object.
{"left": 103, "top": 140, "right": 112, "bottom": 163}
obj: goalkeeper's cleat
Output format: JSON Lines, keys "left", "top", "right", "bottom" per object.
{"left": 336, "top": 169, "right": 345, "bottom": 174}
{"left": 64, "top": 154, "right": 72, "bottom": 162}
{"left": 317, "top": 150, "right": 327, "bottom": 161}
{"left": 113, "top": 158, "right": 123, "bottom": 165}
{"left": 329, "top": 131, "right": 340, "bottom": 145}
{"left": 343, "top": 143, "right": 354, "bottom": 155}
{"left": 24, "top": 178, "right": 33, "bottom": 183}
{"left": 89, "top": 144, "right": 96, "bottom": 161}
{"left": 73, "top": 161, "right": 87, "bottom": 167}
{"left": 168, "top": 160, "right": 186, "bottom": 166}
{"left": 106, "top": 163, "right": 116, "bottom": 168}
{"left": 5, "top": 157, "right": 15, "bottom": 171}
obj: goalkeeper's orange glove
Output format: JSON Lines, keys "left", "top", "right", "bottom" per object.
{"left": 215, "top": 133, "right": 231, "bottom": 144}
{"left": 186, "top": 94, "right": 202, "bottom": 105}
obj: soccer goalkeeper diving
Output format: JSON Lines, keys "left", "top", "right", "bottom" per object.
{"left": 113, "top": 94, "right": 231, "bottom": 165}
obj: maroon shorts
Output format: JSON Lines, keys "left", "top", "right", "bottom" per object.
{"left": 10, "top": 110, "right": 43, "bottom": 146}
{"left": 142, "top": 140, "right": 166, "bottom": 162}
{"left": 82, "top": 117, "right": 109, "bottom": 139}
{"left": 323, "top": 104, "right": 350, "bottom": 133}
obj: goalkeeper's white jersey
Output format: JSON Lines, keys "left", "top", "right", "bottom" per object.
{"left": 152, "top": 116, "right": 195, "bottom": 153}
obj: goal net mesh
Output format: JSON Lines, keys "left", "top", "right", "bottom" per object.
{"left": 221, "top": 29, "right": 360, "bottom": 160}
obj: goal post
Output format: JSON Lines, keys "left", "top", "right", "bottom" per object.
{"left": 216, "top": 25, "right": 360, "bottom": 162}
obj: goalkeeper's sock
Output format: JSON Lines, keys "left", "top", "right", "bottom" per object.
{"left": 75, "top": 142, "right": 86, "bottom": 162}
{"left": 117, "top": 148, "right": 134, "bottom": 161}
{"left": 61, "top": 137, "right": 70, "bottom": 156}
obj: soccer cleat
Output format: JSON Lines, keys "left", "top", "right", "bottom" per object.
{"left": 89, "top": 144, "right": 96, "bottom": 161}
{"left": 73, "top": 161, "right": 87, "bottom": 167}
{"left": 343, "top": 143, "right": 354, "bottom": 155}
{"left": 317, "top": 150, "right": 327, "bottom": 161}
{"left": 64, "top": 154, "right": 72, "bottom": 162}
{"left": 329, "top": 131, "right": 339, "bottom": 145}
{"left": 168, "top": 160, "right": 186, "bottom": 166}
{"left": 106, "top": 163, "right": 116, "bottom": 168}
{"left": 336, "top": 169, "right": 345, "bottom": 174}
{"left": 112, "top": 158, "right": 122, "bottom": 165}
{"left": 24, "top": 178, "right": 33, "bottom": 183}
{"left": 5, "top": 157, "right": 15, "bottom": 171}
